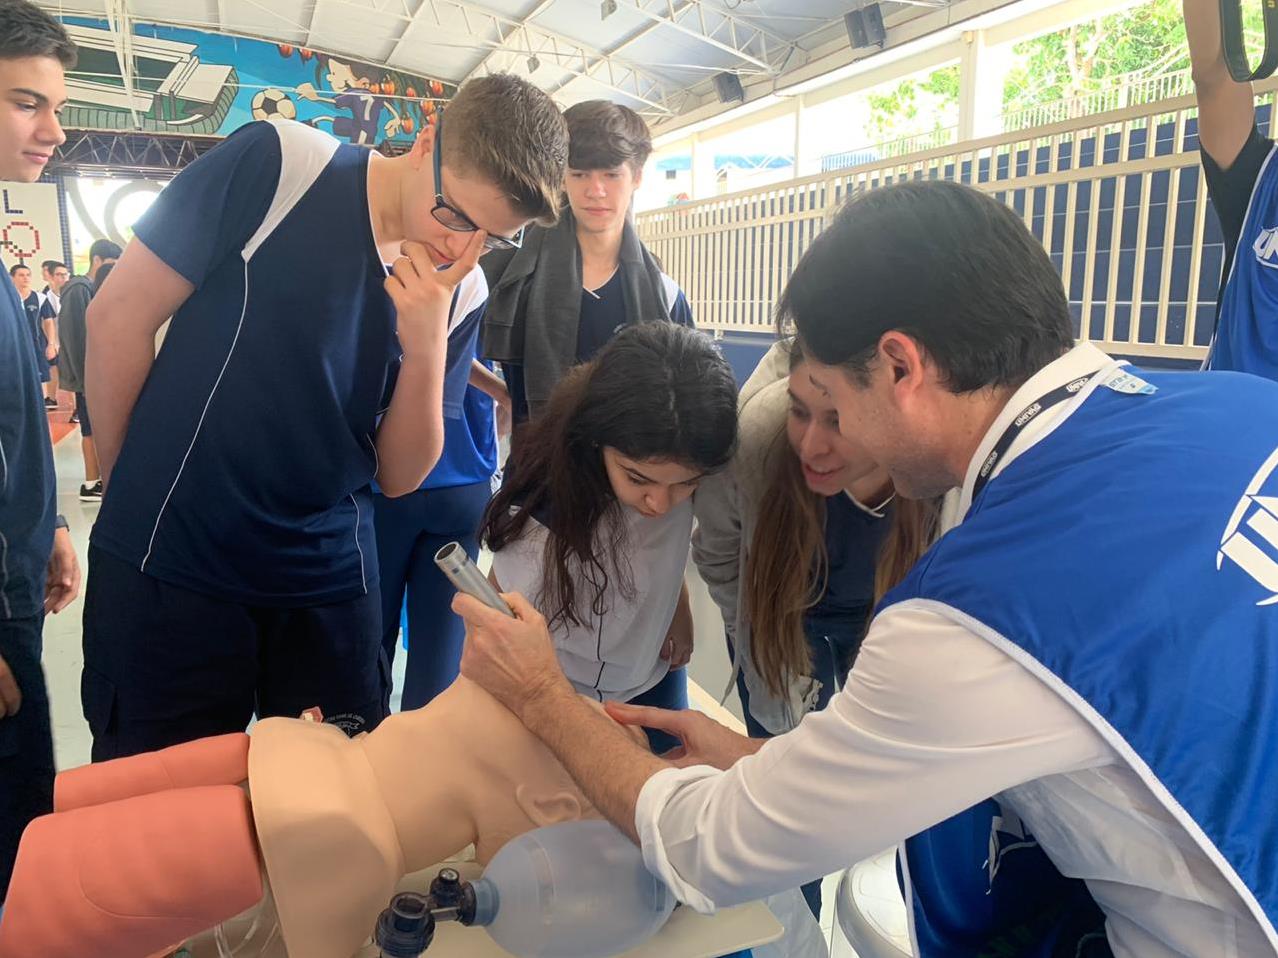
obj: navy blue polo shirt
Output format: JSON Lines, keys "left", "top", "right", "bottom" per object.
{"left": 0, "top": 269, "right": 55, "bottom": 621}
{"left": 505, "top": 268, "right": 694, "bottom": 422}
{"left": 805, "top": 492, "right": 892, "bottom": 635}
{"left": 92, "top": 120, "right": 486, "bottom": 606}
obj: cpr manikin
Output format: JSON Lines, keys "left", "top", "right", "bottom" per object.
{"left": 0, "top": 678, "right": 616, "bottom": 958}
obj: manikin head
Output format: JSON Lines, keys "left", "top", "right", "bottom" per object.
{"left": 392, "top": 74, "right": 568, "bottom": 269}
{"left": 562, "top": 99, "right": 651, "bottom": 238}
{"left": 0, "top": 0, "right": 71, "bottom": 183}
{"left": 779, "top": 181, "right": 1075, "bottom": 500}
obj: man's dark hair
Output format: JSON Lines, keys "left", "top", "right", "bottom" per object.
{"left": 88, "top": 239, "right": 122, "bottom": 263}
{"left": 564, "top": 100, "right": 652, "bottom": 173}
{"left": 9, "top": 263, "right": 30, "bottom": 276}
{"left": 41, "top": 259, "right": 64, "bottom": 273}
{"left": 777, "top": 180, "right": 1074, "bottom": 394}
{"left": 0, "top": 0, "right": 77, "bottom": 68}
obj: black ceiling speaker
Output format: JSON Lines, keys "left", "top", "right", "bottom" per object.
{"left": 845, "top": 5, "right": 886, "bottom": 49}
{"left": 714, "top": 72, "right": 745, "bottom": 104}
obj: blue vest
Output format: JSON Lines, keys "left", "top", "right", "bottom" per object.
{"left": 901, "top": 800, "right": 1109, "bottom": 957}
{"left": 1209, "top": 144, "right": 1278, "bottom": 379}
{"left": 883, "top": 368, "right": 1278, "bottom": 955}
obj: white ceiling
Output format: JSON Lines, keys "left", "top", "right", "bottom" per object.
{"left": 36, "top": 0, "right": 900, "bottom": 129}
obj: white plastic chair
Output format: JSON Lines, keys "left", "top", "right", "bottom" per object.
{"left": 835, "top": 850, "right": 913, "bottom": 958}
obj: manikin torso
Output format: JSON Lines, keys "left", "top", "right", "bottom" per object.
{"left": 250, "top": 677, "right": 609, "bottom": 958}
{"left": 0, "top": 678, "right": 624, "bottom": 958}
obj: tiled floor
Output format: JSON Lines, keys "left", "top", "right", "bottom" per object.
{"left": 40, "top": 417, "right": 904, "bottom": 957}
{"left": 44, "top": 415, "right": 96, "bottom": 772}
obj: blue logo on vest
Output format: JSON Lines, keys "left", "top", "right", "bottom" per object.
{"left": 1219, "top": 447, "right": 1278, "bottom": 605}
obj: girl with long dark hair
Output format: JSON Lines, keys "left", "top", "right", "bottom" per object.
{"left": 483, "top": 322, "right": 738, "bottom": 746}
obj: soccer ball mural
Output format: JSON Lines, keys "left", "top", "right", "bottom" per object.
{"left": 251, "top": 88, "right": 298, "bottom": 121}
{"left": 53, "top": 17, "right": 450, "bottom": 145}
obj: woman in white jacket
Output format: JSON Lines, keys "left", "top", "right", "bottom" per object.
{"left": 692, "top": 338, "right": 945, "bottom": 915}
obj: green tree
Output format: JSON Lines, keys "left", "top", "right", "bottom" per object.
{"left": 1002, "top": 0, "right": 1263, "bottom": 113}
{"left": 864, "top": 64, "right": 961, "bottom": 145}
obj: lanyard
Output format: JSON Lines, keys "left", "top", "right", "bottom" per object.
{"left": 970, "top": 374, "right": 1094, "bottom": 502}
{"left": 1221, "top": 0, "right": 1278, "bottom": 82}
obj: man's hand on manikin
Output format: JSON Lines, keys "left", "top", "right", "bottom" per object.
{"left": 604, "top": 702, "right": 763, "bottom": 770}
{"left": 454, "top": 591, "right": 575, "bottom": 722}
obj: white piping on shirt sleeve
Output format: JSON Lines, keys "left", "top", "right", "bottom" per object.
{"left": 659, "top": 272, "right": 679, "bottom": 317}
{"left": 448, "top": 265, "right": 489, "bottom": 336}
{"left": 142, "top": 122, "right": 341, "bottom": 569}
{"left": 142, "top": 259, "right": 252, "bottom": 572}
{"left": 241, "top": 121, "right": 340, "bottom": 262}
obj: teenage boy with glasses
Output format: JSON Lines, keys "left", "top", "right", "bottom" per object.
{"left": 82, "top": 75, "right": 568, "bottom": 760}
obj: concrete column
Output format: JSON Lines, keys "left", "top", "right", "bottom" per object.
{"left": 792, "top": 95, "right": 820, "bottom": 178}
{"left": 958, "top": 29, "right": 1013, "bottom": 141}
{"left": 690, "top": 132, "right": 717, "bottom": 200}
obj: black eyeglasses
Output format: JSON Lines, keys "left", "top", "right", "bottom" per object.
{"left": 431, "top": 119, "right": 524, "bottom": 252}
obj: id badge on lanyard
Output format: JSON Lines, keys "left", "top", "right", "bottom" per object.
{"left": 972, "top": 366, "right": 1156, "bottom": 502}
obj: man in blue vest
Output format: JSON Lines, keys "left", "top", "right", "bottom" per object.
{"left": 1187, "top": 0, "right": 1278, "bottom": 377}
{"left": 453, "top": 180, "right": 1278, "bottom": 957}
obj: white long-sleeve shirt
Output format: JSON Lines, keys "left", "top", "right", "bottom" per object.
{"left": 493, "top": 499, "right": 692, "bottom": 702}
{"left": 635, "top": 343, "right": 1274, "bottom": 958}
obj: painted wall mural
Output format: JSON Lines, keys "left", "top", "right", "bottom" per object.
{"left": 59, "top": 18, "right": 450, "bottom": 146}
{"left": 0, "top": 183, "right": 65, "bottom": 272}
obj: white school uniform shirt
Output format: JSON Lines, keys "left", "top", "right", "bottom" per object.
{"left": 635, "top": 342, "right": 1272, "bottom": 958}
{"left": 493, "top": 498, "right": 692, "bottom": 702}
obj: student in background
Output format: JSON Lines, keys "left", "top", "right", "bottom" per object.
{"left": 37, "top": 258, "right": 66, "bottom": 406}
{"left": 1186, "top": 0, "right": 1278, "bottom": 378}
{"left": 482, "top": 100, "right": 693, "bottom": 424}
{"left": 57, "top": 240, "right": 119, "bottom": 502}
{"left": 483, "top": 323, "right": 737, "bottom": 753}
{"left": 0, "top": 0, "right": 80, "bottom": 899}
{"left": 11, "top": 263, "right": 57, "bottom": 406}
{"left": 39, "top": 258, "right": 67, "bottom": 313}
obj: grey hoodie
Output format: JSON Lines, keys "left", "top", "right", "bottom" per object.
{"left": 56, "top": 274, "right": 93, "bottom": 394}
